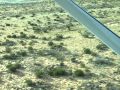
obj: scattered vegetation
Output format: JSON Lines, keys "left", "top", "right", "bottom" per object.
{"left": 38, "top": 48, "right": 66, "bottom": 61}
{"left": 7, "top": 34, "right": 17, "bottom": 38}
{"left": 3, "top": 50, "right": 27, "bottom": 60}
{"left": 0, "top": 0, "right": 120, "bottom": 89}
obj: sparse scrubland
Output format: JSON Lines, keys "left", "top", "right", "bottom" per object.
{"left": 0, "top": 0, "right": 120, "bottom": 90}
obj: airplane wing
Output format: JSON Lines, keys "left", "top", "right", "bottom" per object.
{"left": 55, "top": 0, "right": 120, "bottom": 54}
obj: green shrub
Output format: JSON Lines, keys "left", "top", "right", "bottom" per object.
{"left": 29, "top": 35, "right": 37, "bottom": 39}
{"left": 60, "top": 62, "right": 65, "bottom": 66}
{"left": 11, "top": 34, "right": 17, "bottom": 38}
{"left": 66, "top": 22, "right": 73, "bottom": 31}
{"left": 50, "top": 44, "right": 66, "bottom": 52}
{"left": 71, "top": 57, "right": 77, "bottom": 63}
{"left": 80, "top": 62, "right": 86, "bottom": 68}
{"left": 17, "top": 51, "right": 27, "bottom": 57}
{"left": 19, "top": 40, "right": 26, "bottom": 46}
{"left": 5, "top": 47, "right": 11, "bottom": 53}
{"left": 48, "top": 49, "right": 65, "bottom": 61}
{"left": 35, "top": 69, "right": 45, "bottom": 78}
{"left": 3, "top": 50, "right": 27, "bottom": 60}
{"left": 60, "top": 42, "right": 64, "bottom": 46}
{"left": 6, "top": 63, "right": 21, "bottom": 73}
{"left": 42, "top": 37, "right": 48, "bottom": 40}
{"left": 25, "top": 79, "right": 35, "bottom": 87}
{"left": 93, "top": 57, "right": 114, "bottom": 66}
{"left": 7, "top": 35, "right": 12, "bottom": 38}
{"left": 28, "top": 46, "right": 34, "bottom": 52}
{"left": 74, "top": 69, "right": 85, "bottom": 77}
{"left": 55, "top": 34, "right": 64, "bottom": 41}
{"left": 83, "top": 48, "right": 92, "bottom": 54}
{"left": 20, "top": 32, "right": 27, "bottom": 38}
{"left": 2, "top": 40, "right": 16, "bottom": 46}
{"left": 6, "top": 23, "right": 10, "bottom": 26}
{"left": 80, "top": 30, "right": 94, "bottom": 38}
{"left": 7, "top": 34, "right": 17, "bottom": 38}
{"left": 48, "top": 41, "right": 54, "bottom": 46}
{"left": 96, "top": 43, "right": 108, "bottom": 51}
{"left": 3, "top": 53, "right": 18, "bottom": 60}
{"left": 48, "top": 67, "right": 68, "bottom": 76}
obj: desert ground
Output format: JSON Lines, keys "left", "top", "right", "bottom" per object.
{"left": 0, "top": 0, "right": 120, "bottom": 90}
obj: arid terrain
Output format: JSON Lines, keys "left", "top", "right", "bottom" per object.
{"left": 0, "top": 0, "right": 120, "bottom": 90}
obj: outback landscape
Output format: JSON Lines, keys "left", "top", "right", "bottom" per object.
{"left": 0, "top": 0, "right": 120, "bottom": 90}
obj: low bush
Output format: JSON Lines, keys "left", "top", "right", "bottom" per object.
{"left": 1, "top": 40, "right": 16, "bottom": 46}
{"left": 35, "top": 69, "right": 45, "bottom": 78}
{"left": 48, "top": 67, "right": 68, "bottom": 76}
{"left": 20, "top": 32, "right": 27, "bottom": 38}
{"left": 16, "top": 51, "right": 27, "bottom": 57}
{"left": 60, "top": 62, "right": 65, "bottom": 66}
{"left": 7, "top": 34, "right": 17, "bottom": 38}
{"left": 5, "top": 47, "right": 11, "bottom": 53}
{"left": 93, "top": 57, "right": 114, "bottom": 66}
{"left": 96, "top": 43, "right": 108, "bottom": 51}
{"left": 42, "top": 37, "right": 48, "bottom": 40}
{"left": 80, "top": 30, "right": 94, "bottom": 38}
{"left": 83, "top": 48, "right": 97, "bottom": 56}
{"left": 48, "top": 41, "right": 54, "bottom": 46}
{"left": 3, "top": 50, "right": 27, "bottom": 60}
{"left": 29, "top": 35, "right": 37, "bottom": 39}
{"left": 71, "top": 57, "right": 77, "bottom": 63}
{"left": 74, "top": 69, "right": 85, "bottom": 77}
{"left": 3, "top": 53, "right": 18, "bottom": 60}
{"left": 19, "top": 40, "right": 26, "bottom": 46}
{"left": 6, "top": 63, "right": 21, "bottom": 73}
{"left": 54, "top": 34, "right": 64, "bottom": 41}
{"left": 83, "top": 48, "right": 92, "bottom": 54}
{"left": 25, "top": 79, "right": 36, "bottom": 87}
{"left": 6, "top": 23, "right": 11, "bottom": 26}
{"left": 28, "top": 46, "right": 34, "bottom": 52}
